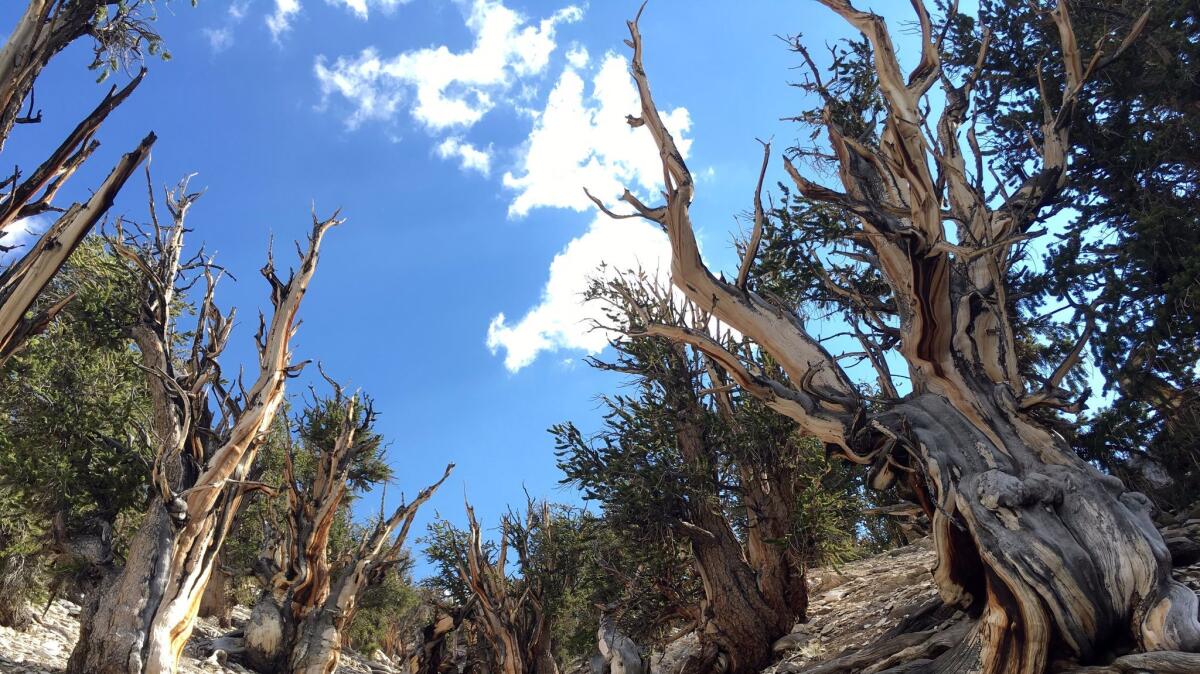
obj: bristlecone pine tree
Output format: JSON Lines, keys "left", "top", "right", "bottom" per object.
{"left": 450, "top": 500, "right": 561, "bottom": 674}
{"left": 66, "top": 176, "right": 341, "bottom": 674}
{"left": 243, "top": 381, "right": 453, "bottom": 674}
{"left": 589, "top": 3, "right": 1200, "bottom": 672}
{"left": 556, "top": 277, "right": 820, "bottom": 674}
{"left": 939, "top": 0, "right": 1200, "bottom": 510}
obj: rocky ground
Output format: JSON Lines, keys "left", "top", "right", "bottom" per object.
{"left": 2, "top": 515, "right": 1198, "bottom": 674}
{"left": 766, "top": 512, "right": 1200, "bottom": 673}
{"left": 0, "top": 603, "right": 392, "bottom": 674}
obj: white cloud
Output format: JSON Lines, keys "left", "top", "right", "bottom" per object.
{"left": 485, "top": 48, "right": 696, "bottom": 371}
{"left": 203, "top": 27, "right": 234, "bottom": 53}
{"left": 266, "top": 0, "right": 301, "bottom": 41}
{"left": 201, "top": 1, "right": 250, "bottom": 54}
{"left": 228, "top": 1, "right": 250, "bottom": 21}
{"left": 502, "top": 52, "right": 691, "bottom": 218}
{"left": 436, "top": 137, "right": 492, "bottom": 176}
{"left": 486, "top": 216, "right": 672, "bottom": 372}
{"left": 314, "top": 0, "right": 582, "bottom": 130}
{"left": 0, "top": 216, "right": 46, "bottom": 264}
{"left": 327, "top": 0, "right": 411, "bottom": 20}
{"left": 565, "top": 44, "right": 589, "bottom": 69}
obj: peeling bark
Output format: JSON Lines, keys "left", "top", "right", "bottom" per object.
{"left": 600, "top": 4, "right": 1200, "bottom": 672}
{"left": 243, "top": 458, "right": 453, "bottom": 674}
{"left": 67, "top": 182, "right": 341, "bottom": 674}
{"left": 0, "top": 130, "right": 154, "bottom": 365}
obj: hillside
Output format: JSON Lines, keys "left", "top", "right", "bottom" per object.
{"left": 2, "top": 510, "right": 1196, "bottom": 674}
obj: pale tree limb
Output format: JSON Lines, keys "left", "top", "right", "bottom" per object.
{"left": 0, "top": 131, "right": 155, "bottom": 366}
{"left": 735, "top": 139, "right": 771, "bottom": 290}
{"left": 610, "top": 9, "right": 860, "bottom": 449}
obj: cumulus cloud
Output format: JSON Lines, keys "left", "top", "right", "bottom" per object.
{"left": 486, "top": 216, "right": 671, "bottom": 372}
{"left": 266, "top": 0, "right": 301, "bottom": 41}
{"left": 436, "top": 137, "right": 492, "bottom": 176}
{"left": 328, "top": 0, "right": 411, "bottom": 19}
{"left": 314, "top": 0, "right": 582, "bottom": 130}
{"left": 502, "top": 52, "right": 691, "bottom": 218}
{"left": 485, "top": 54, "right": 694, "bottom": 371}
{"left": 564, "top": 44, "right": 589, "bottom": 69}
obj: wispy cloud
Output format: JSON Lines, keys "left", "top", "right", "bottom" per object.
{"left": 266, "top": 0, "right": 301, "bottom": 41}
{"left": 327, "top": 0, "right": 411, "bottom": 20}
{"left": 486, "top": 52, "right": 693, "bottom": 371}
{"left": 203, "top": 27, "right": 234, "bottom": 53}
{"left": 436, "top": 137, "right": 492, "bottom": 176}
{"left": 201, "top": 1, "right": 250, "bottom": 54}
{"left": 314, "top": 0, "right": 582, "bottom": 131}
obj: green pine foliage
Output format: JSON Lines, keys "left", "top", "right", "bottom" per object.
{"left": 0, "top": 238, "right": 152, "bottom": 619}
{"left": 938, "top": 0, "right": 1200, "bottom": 507}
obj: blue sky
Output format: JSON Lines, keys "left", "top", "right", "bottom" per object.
{"left": 1, "top": 0, "right": 931, "bottom": 577}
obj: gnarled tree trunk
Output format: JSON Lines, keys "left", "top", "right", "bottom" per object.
{"left": 453, "top": 501, "right": 560, "bottom": 674}
{"left": 198, "top": 554, "right": 235, "bottom": 629}
{"left": 668, "top": 360, "right": 799, "bottom": 674}
{"left": 243, "top": 449, "right": 453, "bottom": 674}
{"left": 410, "top": 599, "right": 475, "bottom": 674}
{"left": 599, "top": 3, "right": 1200, "bottom": 672}
{"left": 67, "top": 183, "right": 341, "bottom": 674}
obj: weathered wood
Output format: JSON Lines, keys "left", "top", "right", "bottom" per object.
{"left": 602, "top": 3, "right": 1200, "bottom": 673}
{"left": 1062, "top": 651, "right": 1200, "bottom": 673}
{"left": 0, "top": 132, "right": 154, "bottom": 365}
{"left": 451, "top": 500, "right": 559, "bottom": 674}
{"left": 67, "top": 186, "right": 341, "bottom": 674}
{"left": 244, "top": 457, "right": 453, "bottom": 674}
{"left": 0, "top": 1, "right": 111, "bottom": 151}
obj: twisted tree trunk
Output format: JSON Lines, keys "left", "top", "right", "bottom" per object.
{"left": 673, "top": 392, "right": 795, "bottom": 674}
{"left": 599, "top": 3, "right": 1200, "bottom": 671}
{"left": 410, "top": 599, "right": 475, "bottom": 674}
{"left": 67, "top": 188, "right": 340, "bottom": 674}
{"left": 454, "top": 502, "right": 559, "bottom": 674}
{"left": 243, "top": 458, "right": 453, "bottom": 674}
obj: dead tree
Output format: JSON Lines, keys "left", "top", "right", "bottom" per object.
{"left": 409, "top": 597, "right": 477, "bottom": 674}
{"left": 0, "top": 0, "right": 160, "bottom": 151}
{"left": 0, "top": 73, "right": 153, "bottom": 364}
{"left": 452, "top": 500, "right": 560, "bottom": 674}
{"left": 592, "top": 3, "right": 1200, "bottom": 672}
{"left": 66, "top": 175, "right": 341, "bottom": 674}
{"left": 242, "top": 384, "right": 453, "bottom": 674}
{"left": 0, "top": 1, "right": 163, "bottom": 360}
